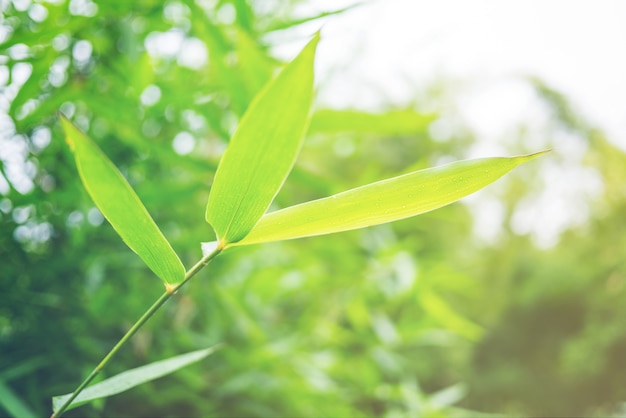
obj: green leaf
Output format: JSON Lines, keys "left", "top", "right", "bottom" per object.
{"left": 0, "top": 380, "right": 37, "bottom": 418}
{"left": 419, "top": 289, "right": 483, "bottom": 341}
{"left": 309, "top": 108, "right": 435, "bottom": 135}
{"left": 52, "top": 345, "right": 222, "bottom": 414}
{"left": 236, "top": 152, "right": 548, "bottom": 246}
{"left": 428, "top": 383, "right": 467, "bottom": 409}
{"left": 266, "top": 4, "right": 363, "bottom": 32}
{"left": 205, "top": 33, "right": 319, "bottom": 245}
{"left": 59, "top": 114, "right": 186, "bottom": 285}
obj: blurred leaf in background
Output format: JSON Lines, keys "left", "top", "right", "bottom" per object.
{"left": 1, "top": 1, "right": 625, "bottom": 417}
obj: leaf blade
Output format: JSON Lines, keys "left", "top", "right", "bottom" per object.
{"left": 309, "top": 108, "right": 435, "bottom": 136}
{"left": 0, "top": 379, "right": 37, "bottom": 418}
{"left": 205, "top": 33, "right": 319, "bottom": 245}
{"left": 236, "top": 152, "right": 547, "bottom": 246}
{"left": 59, "top": 115, "right": 186, "bottom": 285}
{"left": 51, "top": 346, "right": 221, "bottom": 413}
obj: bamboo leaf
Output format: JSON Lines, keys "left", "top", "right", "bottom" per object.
{"left": 309, "top": 108, "right": 435, "bottom": 135}
{"left": 0, "top": 380, "right": 37, "bottom": 418}
{"left": 52, "top": 346, "right": 221, "bottom": 413}
{"left": 235, "top": 152, "right": 548, "bottom": 246}
{"left": 205, "top": 33, "right": 319, "bottom": 245}
{"left": 419, "top": 289, "right": 483, "bottom": 341}
{"left": 429, "top": 383, "right": 467, "bottom": 409}
{"left": 266, "top": 4, "right": 363, "bottom": 32}
{"left": 59, "top": 114, "right": 185, "bottom": 285}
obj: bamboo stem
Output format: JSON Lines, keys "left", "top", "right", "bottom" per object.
{"left": 51, "top": 247, "right": 223, "bottom": 418}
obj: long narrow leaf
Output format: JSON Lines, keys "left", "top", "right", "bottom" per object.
{"left": 235, "top": 152, "right": 547, "bottom": 246}
{"left": 205, "top": 33, "right": 319, "bottom": 245}
{"left": 0, "top": 380, "right": 37, "bottom": 418}
{"left": 266, "top": 4, "right": 363, "bottom": 32}
{"left": 59, "top": 115, "right": 185, "bottom": 285}
{"left": 309, "top": 109, "right": 435, "bottom": 135}
{"left": 52, "top": 345, "right": 221, "bottom": 413}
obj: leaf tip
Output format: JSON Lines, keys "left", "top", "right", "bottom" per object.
{"left": 58, "top": 112, "right": 76, "bottom": 151}
{"left": 518, "top": 149, "right": 552, "bottom": 164}
{"left": 310, "top": 30, "right": 321, "bottom": 49}
{"left": 531, "top": 148, "right": 552, "bottom": 157}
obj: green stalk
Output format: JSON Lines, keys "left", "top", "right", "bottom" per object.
{"left": 51, "top": 246, "right": 223, "bottom": 418}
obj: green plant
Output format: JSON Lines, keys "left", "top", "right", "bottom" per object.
{"left": 51, "top": 33, "right": 545, "bottom": 417}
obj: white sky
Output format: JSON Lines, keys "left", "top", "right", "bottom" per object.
{"left": 312, "top": 0, "right": 626, "bottom": 148}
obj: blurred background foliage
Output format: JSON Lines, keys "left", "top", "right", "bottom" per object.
{"left": 1, "top": 1, "right": 625, "bottom": 417}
